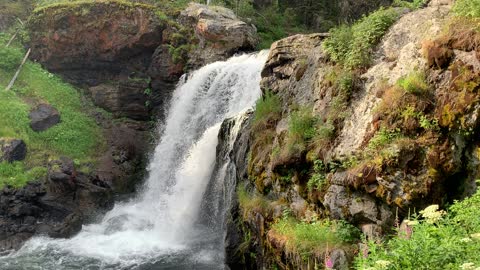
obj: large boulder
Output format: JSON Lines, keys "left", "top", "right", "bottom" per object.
{"left": 178, "top": 3, "right": 259, "bottom": 68}
{"left": 29, "top": 103, "right": 61, "bottom": 132}
{"left": 0, "top": 138, "right": 27, "bottom": 162}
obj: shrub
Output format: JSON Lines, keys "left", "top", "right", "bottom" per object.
{"left": 254, "top": 91, "right": 282, "bottom": 123}
{"left": 307, "top": 160, "right": 327, "bottom": 192}
{"left": 288, "top": 107, "right": 317, "bottom": 142}
{"left": 368, "top": 128, "right": 401, "bottom": 150}
{"left": 354, "top": 189, "right": 480, "bottom": 269}
{"left": 453, "top": 0, "right": 480, "bottom": 18}
{"left": 0, "top": 46, "right": 23, "bottom": 71}
{"left": 397, "top": 70, "right": 430, "bottom": 95}
{"left": 323, "top": 7, "right": 400, "bottom": 69}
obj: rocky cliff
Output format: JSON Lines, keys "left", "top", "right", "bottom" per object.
{"left": 226, "top": 0, "right": 480, "bottom": 268}
{"left": 28, "top": 0, "right": 258, "bottom": 121}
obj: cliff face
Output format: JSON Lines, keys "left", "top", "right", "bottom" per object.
{"left": 28, "top": 1, "right": 258, "bottom": 121}
{"left": 228, "top": 0, "right": 480, "bottom": 268}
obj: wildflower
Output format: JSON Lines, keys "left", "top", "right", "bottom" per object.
{"left": 460, "top": 262, "right": 476, "bottom": 270}
{"left": 325, "top": 256, "right": 333, "bottom": 269}
{"left": 375, "top": 260, "right": 391, "bottom": 268}
{"left": 419, "top": 204, "right": 445, "bottom": 224}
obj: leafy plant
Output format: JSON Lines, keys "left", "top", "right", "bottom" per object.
{"left": 354, "top": 189, "right": 480, "bottom": 269}
{"left": 307, "top": 160, "right": 327, "bottom": 192}
{"left": 323, "top": 7, "right": 400, "bottom": 69}
{"left": 368, "top": 128, "right": 401, "bottom": 150}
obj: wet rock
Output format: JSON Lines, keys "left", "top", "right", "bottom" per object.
{"left": 29, "top": 104, "right": 61, "bottom": 132}
{"left": 0, "top": 138, "right": 26, "bottom": 162}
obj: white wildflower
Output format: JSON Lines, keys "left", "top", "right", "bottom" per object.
{"left": 460, "top": 262, "right": 476, "bottom": 270}
{"left": 375, "top": 260, "right": 391, "bottom": 268}
{"left": 419, "top": 204, "right": 445, "bottom": 224}
{"left": 470, "top": 233, "right": 480, "bottom": 240}
{"left": 460, "top": 237, "right": 472, "bottom": 243}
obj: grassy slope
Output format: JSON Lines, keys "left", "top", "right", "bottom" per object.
{"left": 0, "top": 32, "right": 105, "bottom": 187}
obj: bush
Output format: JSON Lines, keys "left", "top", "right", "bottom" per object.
{"left": 397, "top": 70, "right": 430, "bottom": 95}
{"left": 254, "top": 91, "right": 282, "bottom": 123}
{"left": 354, "top": 188, "right": 480, "bottom": 269}
{"left": 323, "top": 7, "right": 400, "bottom": 69}
{"left": 288, "top": 107, "right": 317, "bottom": 142}
{"left": 0, "top": 46, "right": 23, "bottom": 72}
{"left": 307, "top": 160, "right": 327, "bottom": 192}
{"left": 368, "top": 128, "right": 401, "bottom": 150}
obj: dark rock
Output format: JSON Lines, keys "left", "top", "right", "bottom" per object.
{"left": 88, "top": 78, "right": 151, "bottom": 121}
{"left": 0, "top": 158, "right": 113, "bottom": 251}
{"left": 29, "top": 104, "right": 61, "bottom": 132}
{"left": 0, "top": 138, "right": 27, "bottom": 162}
{"left": 330, "top": 249, "right": 350, "bottom": 270}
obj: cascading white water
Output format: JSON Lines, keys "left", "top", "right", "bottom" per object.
{"left": 0, "top": 51, "right": 268, "bottom": 269}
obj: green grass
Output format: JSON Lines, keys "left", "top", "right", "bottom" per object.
{"left": 354, "top": 187, "right": 480, "bottom": 269}
{"left": 453, "top": 0, "right": 480, "bottom": 18}
{"left": 237, "top": 184, "right": 271, "bottom": 219}
{"left": 397, "top": 70, "right": 430, "bottom": 96}
{"left": 271, "top": 217, "right": 360, "bottom": 257}
{"left": 253, "top": 91, "right": 282, "bottom": 124}
{"left": 0, "top": 34, "right": 105, "bottom": 187}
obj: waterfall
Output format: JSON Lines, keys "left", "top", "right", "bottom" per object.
{"left": 0, "top": 51, "right": 269, "bottom": 269}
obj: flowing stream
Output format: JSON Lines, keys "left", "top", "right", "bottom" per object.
{"left": 0, "top": 51, "right": 268, "bottom": 269}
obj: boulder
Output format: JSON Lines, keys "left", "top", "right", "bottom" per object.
{"left": 29, "top": 104, "right": 60, "bottom": 132}
{"left": 0, "top": 138, "right": 27, "bottom": 162}
{"left": 179, "top": 3, "right": 259, "bottom": 67}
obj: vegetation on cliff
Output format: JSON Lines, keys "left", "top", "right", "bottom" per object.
{"left": 356, "top": 187, "right": 480, "bottom": 269}
{"left": 0, "top": 32, "right": 105, "bottom": 186}
{"left": 240, "top": 0, "right": 480, "bottom": 268}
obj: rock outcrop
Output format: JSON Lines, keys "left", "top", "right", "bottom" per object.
{"left": 228, "top": 0, "right": 480, "bottom": 268}
{"left": 28, "top": 1, "right": 258, "bottom": 121}
{"left": 0, "top": 139, "right": 27, "bottom": 163}
{"left": 0, "top": 158, "right": 112, "bottom": 251}
{"left": 178, "top": 3, "right": 259, "bottom": 68}
{"left": 29, "top": 103, "right": 61, "bottom": 132}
